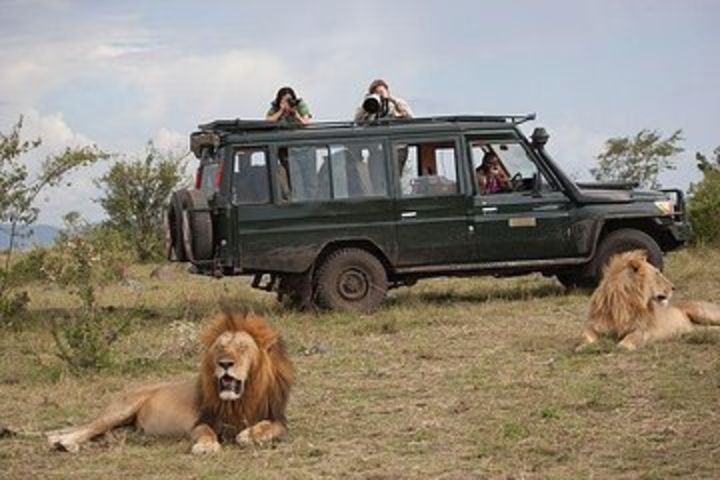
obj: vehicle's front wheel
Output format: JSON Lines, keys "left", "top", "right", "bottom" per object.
{"left": 315, "top": 248, "right": 388, "bottom": 312}
{"left": 585, "top": 228, "right": 663, "bottom": 285}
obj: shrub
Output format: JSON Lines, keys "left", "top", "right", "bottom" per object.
{"left": 43, "top": 214, "right": 130, "bottom": 373}
{"left": 688, "top": 148, "right": 720, "bottom": 246}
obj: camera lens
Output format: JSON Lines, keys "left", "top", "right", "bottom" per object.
{"left": 363, "top": 94, "right": 382, "bottom": 114}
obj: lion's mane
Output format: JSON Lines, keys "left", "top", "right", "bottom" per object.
{"left": 198, "top": 311, "right": 294, "bottom": 432}
{"left": 588, "top": 250, "right": 659, "bottom": 338}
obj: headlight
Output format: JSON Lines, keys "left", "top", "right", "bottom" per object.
{"left": 654, "top": 200, "right": 674, "bottom": 215}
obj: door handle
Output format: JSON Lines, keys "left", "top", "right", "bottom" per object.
{"left": 401, "top": 211, "right": 417, "bottom": 218}
{"left": 482, "top": 207, "right": 498, "bottom": 214}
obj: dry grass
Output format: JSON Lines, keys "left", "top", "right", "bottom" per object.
{"left": 1, "top": 249, "right": 720, "bottom": 479}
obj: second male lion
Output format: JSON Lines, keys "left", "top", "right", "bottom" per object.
{"left": 579, "top": 250, "right": 720, "bottom": 351}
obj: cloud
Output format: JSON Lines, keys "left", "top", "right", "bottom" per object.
{"left": 153, "top": 127, "right": 187, "bottom": 153}
{"left": 88, "top": 43, "right": 149, "bottom": 60}
{"left": 127, "top": 49, "right": 292, "bottom": 125}
{"left": 0, "top": 110, "right": 108, "bottom": 225}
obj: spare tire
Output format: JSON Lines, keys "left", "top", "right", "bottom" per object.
{"left": 167, "top": 191, "right": 188, "bottom": 262}
{"left": 170, "top": 189, "right": 214, "bottom": 262}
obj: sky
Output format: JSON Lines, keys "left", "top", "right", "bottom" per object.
{"left": 1, "top": 0, "right": 718, "bottom": 225}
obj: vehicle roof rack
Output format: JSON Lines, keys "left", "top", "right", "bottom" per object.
{"left": 197, "top": 113, "right": 537, "bottom": 134}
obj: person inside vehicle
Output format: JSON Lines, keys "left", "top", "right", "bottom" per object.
{"left": 354, "top": 79, "right": 413, "bottom": 122}
{"left": 476, "top": 152, "right": 510, "bottom": 194}
{"left": 266, "top": 86, "right": 312, "bottom": 125}
{"left": 276, "top": 147, "right": 292, "bottom": 201}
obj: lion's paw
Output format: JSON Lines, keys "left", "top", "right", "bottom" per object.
{"left": 236, "top": 428, "right": 253, "bottom": 447}
{"left": 47, "top": 434, "right": 80, "bottom": 453}
{"left": 191, "top": 440, "right": 220, "bottom": 455}
{"left": 235, "top": 428, "right": 255, "bottom": 447}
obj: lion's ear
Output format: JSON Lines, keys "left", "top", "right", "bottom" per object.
{"left": 628, "top": 256, "right": 644, "bottom": 273}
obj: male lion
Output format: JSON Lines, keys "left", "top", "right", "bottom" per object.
{"left": 579, "top": 250, "right": 720, "bottom": 351}
{"left": 47, "top": 311, "right": 294, "bottom": 454}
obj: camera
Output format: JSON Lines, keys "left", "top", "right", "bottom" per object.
{"left": 287, "top": 97, "right": 301, "bottom": 108}
{"left": 362, "top": 94, "right": 387, "bottom": 115}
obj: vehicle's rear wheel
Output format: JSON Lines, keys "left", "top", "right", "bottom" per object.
{"left": 584, "top": 228, "right": 663, "bottom": 286}
{"left": 315, "top": 248, "right": 388, "bottom": 312}
{"left": 169, "top": 189, "right": 214, "bottom": 262}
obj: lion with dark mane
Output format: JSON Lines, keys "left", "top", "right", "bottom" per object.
{"left": 47, "top": 310, "right": 294, "bottom": 454}
{"left": 579, "top": 250, "right": 720, "bottom": 351}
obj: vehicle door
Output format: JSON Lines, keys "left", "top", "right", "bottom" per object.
{"left": 391, "top": 137, "right": 474, "bottom": 266}
{"left": 468, "top": 137, "right": 579, "bottom": 262}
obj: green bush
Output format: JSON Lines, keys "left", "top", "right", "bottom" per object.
{"left": 43, "top": 214, "right": 130, "bottom": 373}
{"left": 688, "top": 148, "right": 720, "bottom": 246}
{"left": 8, "top": 247, "right": 49, "bottom": 284}
{"left": 50, "top": 309, "right": 130, "bottom": 372}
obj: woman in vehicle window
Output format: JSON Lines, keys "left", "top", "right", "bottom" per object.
{"left": 476, "top": 152, "right": 510, "bottom": 194}
{"left": 266, "top": 86, "right": 312, "bottom": 125}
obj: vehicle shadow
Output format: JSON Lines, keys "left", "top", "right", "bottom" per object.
{"left": 387, "top": 282, "right": 570, "bottom": 306}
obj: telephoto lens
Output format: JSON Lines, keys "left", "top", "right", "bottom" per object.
{"left": 362, "top": 94, "right": 382, "bottom": 114}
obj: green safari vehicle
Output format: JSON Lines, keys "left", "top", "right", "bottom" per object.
{"left": 166, "top": 114, "right": 689, "bottom": 311}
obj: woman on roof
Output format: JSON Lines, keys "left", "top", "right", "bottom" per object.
{"left": 266, "top": 86, "right": 312, "bottom": 125}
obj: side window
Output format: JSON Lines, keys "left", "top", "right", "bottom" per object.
{"left": 329, "top": 141, "right": 387, "bottom": 199}
{"left": 395, "top": 141, "right": 458, "bottom": 197}
{"left": 232, "top": 148, "right": 270, "bottom": 204}
{"left": 277, "top": 142, "right": 387, "bottom": 202}
{"left": 279, "top": 145, "right": 331, "bottom": 202}
{"left": 470, "top": 142, "right": 555, "bottom": 195}
{"left": 197, "top": 147, "right": 220, "bottom": 197}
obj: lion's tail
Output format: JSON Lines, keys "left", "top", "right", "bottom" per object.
{"left": 676, "top": 301, "right": 720, "bottom": 326}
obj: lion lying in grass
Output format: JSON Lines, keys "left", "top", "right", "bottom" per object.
{"left": 47, "top": 310, "right": 294, "bottom": 454}
{"left": 578, "top": 250, "right": 720, "bottom": 351}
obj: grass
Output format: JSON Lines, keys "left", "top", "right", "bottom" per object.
{"left": 1, "top": 248, "right": 720, "bottom": 479}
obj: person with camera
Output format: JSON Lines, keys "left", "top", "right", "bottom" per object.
{"left": 354, "top": 79, "right": 414, "bottom": 122}
{"left": 476, "top": 151, "right": 510, "bottom": 194}
{"left": 266, "top": 86, "right": 312, "bottom": 125}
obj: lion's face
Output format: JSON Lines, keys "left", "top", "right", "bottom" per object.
{"left": 632, "top": 256, "right": 674, "bottom": 308}
{"left": 207, "top": 331, "right": 260, "bottom": 401}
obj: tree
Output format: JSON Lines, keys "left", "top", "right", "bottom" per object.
{"left": 591, "top": 129, "right": 684, "bottom": 189}
{"left": 688, "top": 146, "right": 720, "bottom": 246}
{"left": 95, "top": 141, "right": 189, "bottom": 262}
{"left": 0, "top": 116, "right": 107, "bottom": 319}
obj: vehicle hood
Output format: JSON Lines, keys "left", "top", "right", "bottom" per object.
{"left": 573, "top": 185, "right": 667, "bottom": 204}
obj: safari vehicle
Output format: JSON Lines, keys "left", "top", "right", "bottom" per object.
{"left": 166, "top": 114, "right": 689, "bottom": 311}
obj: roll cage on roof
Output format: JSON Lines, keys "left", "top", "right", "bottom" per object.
{"left": 190, "top": 113, "right": 536, "bottom": 158}
{"left": 198, "top": 113, "right": 537, "bottom": 134}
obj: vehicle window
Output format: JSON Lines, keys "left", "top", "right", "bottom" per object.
{"left": 197, "top": 148, "right": 220, "bottom": 197}
{"left": 277, "top": 142, "right": 387, "bottom": 203}
{"left": 330, "top": 142, "right": 387, "bottom": 199}
{"left": 279, "top": 146, "right": 331, "bottom": 202}
{"left": 396, "top": 141, "right": 458, "bottom": 197}
{"left": 232, "top": 148, "right": 270, "bottom": 204}
{"left": 470, "top": 142, "right": 555, "bottom": 195}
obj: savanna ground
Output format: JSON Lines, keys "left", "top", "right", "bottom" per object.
{"left": 1, "top": 248, "right": 719, "bottom": 480}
